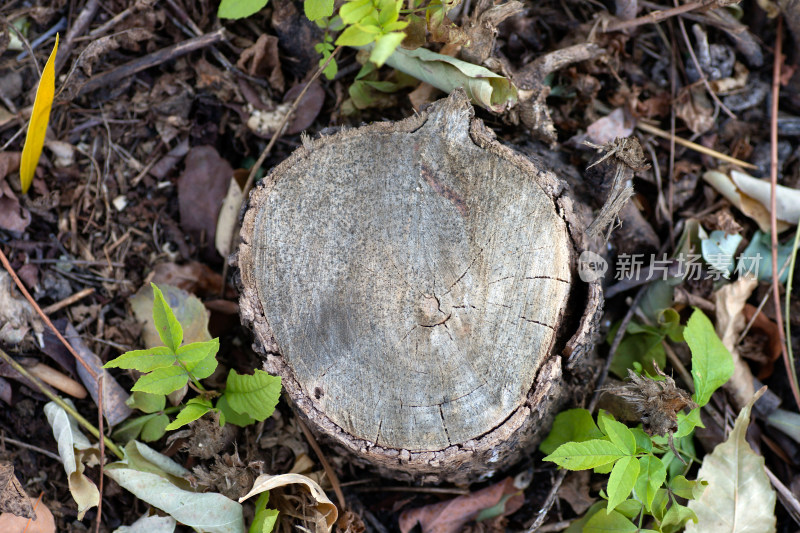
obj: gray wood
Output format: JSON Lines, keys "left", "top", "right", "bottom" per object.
{"left": 239, "top": 91, "right": 600, "bottom": 481}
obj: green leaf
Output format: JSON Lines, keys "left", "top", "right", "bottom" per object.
{"left": 674, "top": 407, "right": 704, "bottom": 439}
{"left": 224, "top": 369, "right": 282, "bottom": 421}
{"left": 186, "top": 349, "right": 219, "bottom": 380}
{"left": 610, "top": 327, "right": 666, "bottom": 379}
{"left": 540, "top": 409, "right": 604, "bottom": 455}
{"left": 607, "top": 456, "right": 639, "bottom": 513}
{"left": 669, "top": 475, "right": 706, "bottom": 500}
{"left": 377, "top": 0, "right": 400, "bottom": 25}
{"left": 584, "top": 509, "right": 638, "bottom": 532}
{"left": 251, "top": 492, "right": 279, "bottom": 533}
{"left": 164, "top": 398, "right": 212, "bottom": 431}
{"left": 104, "top": 346, "right": 175, "bottom": 372}
{"left": 335, "top": 24, "right": 379, "bottom": 46}
{"left": 614, "top": 499, "right": 643, "bottom": 519}
{"left": 304, "top": 0, "right": 334, "bottom": 20}
{"left": 565, "top": 502, "right": 606, "bottom": 533}
{"left": 339, "top": 0, "right": 374, "bottom": 24}
{"left": 685, "top": 309, "right": 734, "bottom": 407}
{"left": 600, "top": 418, "right": 636, "bottom": 455}
{"left": 630, "top": 427, "right": 653, "bottom": 452}
{"left": 151, "top": 283, "right": 183, "bottom": 352}
{"left": 651, "top": 488, "right": 669, "bottom": 522}
{"left": 132, "top": 366, "right": 189, "bottom": 395}
{"left": 701, "top": 230, "right": 743, "bottom": 278}
{"left": 217, "top": 394, "right": 256, "bottom": 427}
{"left": 369, "top": 31, "right": 405, "bottom": 66}
{"left": 218, "top": 0, "right": 269, "bottom": 19}
{"left": 662, "top": 502, "right": 698, "bottom": 533}
{"left": 319, "top": 54, "right": 338, "bottom": 79}
{"left": 140, "top": 414, "right": 170, "bottom": 442}
{"left": 543, "top": 439, "right": 626, "bottom": 470}
{"left": 126, "top": 391, "right": 166, "bottom": 414}
{"left": 177, "top": 339, "right": 219, "bottom": 367}
{"left": 634, "top": 455, "right": 667, "bottom": 512}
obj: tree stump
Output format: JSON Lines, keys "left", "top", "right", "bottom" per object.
{"left": 238, "top": 90, "right": 602, "bottom": 483}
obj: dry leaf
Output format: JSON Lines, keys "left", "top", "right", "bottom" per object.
{"left": 239, "top": 473, "right": 338, "bottom": 532}
{"left": 0, "top": 497, "right": 55, "bottom": 533}
{"left": 237, "top": 34, "right": 284, "bottom": 92}
{"left": 712, "top": 278, "right": 757, "bottom": 411}
{"left": 215, "top": 177, "right": 244, "bottom": 259}
{"left": 177, "top": 146, "right": 234, "bottom": 259}
{"left": 703, "top": 170, "right": 798, "bottom": 233}
{"left": 129, "top": 283, "right": 212, "bottom": 349}
{"left": 0, "top": 462, "right": 34, "bottom": 519}
{"left": 398, "top": 477, "right": 525, "bottom": 533}
{"left": 585, "top": 108, "right": 634, "bottom": 145}
{"left": 44, "top": 401, "right": 100, "bottom": 520}
{"left": 686, "top": 387, "right": 776, "bottom": 532}
{"left": 675, "top": 86, "right": 714, "bottom": 135}
{"left": 0, "top": 271, "right": 43, "bottom": 345}
{"left": 742, "top": 304, "right": 782, "bottom": 379}
{"left": 0, "top": 179, "right": 31, "bottom": 234}
{"left": 20, "top": 34, "right": 58, "bottom": 193}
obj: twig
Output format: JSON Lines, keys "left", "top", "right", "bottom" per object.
{"left": 7, "top": 23, "right": 41, "bottom": 77}
{"left": 635, "top": 121, "right": 756, "bottom": 168}
{"left": 0, "top": 247, "right": 97, "bottom": 380}
{"left": 55, "top": 0, "right": 100, "bottom": 75}
{"left": 770, "top": 18, "right": 800, "bottom": 411}
{"left": 95, "top": 374, "right": 105, "bottom": 533}
{"left": 219, "top": 47, "right": 341, "bottom": 294}
{"left": 0, "top": 348, "right": 123, "bottom": 459}
{"left": 296, "top": 417, "right": 346, "bottom": 510}
{"left": 77, "top": 28, "right": 228, "bottom": 96}
{"left": 42, "top": 287, "right": 95, "bottom": 315}
{"left": 0, "top": 435, "right": 61, "bottom": 461}
{"left": 602, "top": 0, "right": 723, "bottom": 33}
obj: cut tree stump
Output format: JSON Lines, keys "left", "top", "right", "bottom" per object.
{"left": 238, "top": 90, "right": 603, "bottom": 483}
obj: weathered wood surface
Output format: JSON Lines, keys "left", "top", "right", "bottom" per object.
{"left": 238, "top": 90, "right": 600, "bottom": 482}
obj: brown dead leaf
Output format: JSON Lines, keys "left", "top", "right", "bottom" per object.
{"left": 0, "top": 496, "right": 54, "bottom": 533}
{"left": 0, "top": 377, "right": 10, "bottom": 404}
{"left": 0, "top": 179, "right": 30, "bottom": 235}
{"left": 398, "top": 477, "right": 524, "bottom": 533}
{"left": 713, "top": 278, "right": 758, "bottom": 411}
{"left": 558, "top": 470, "right": 595, "bottom": 515}
{"left": 675, "top": 86, "right": 714, "bottom": 135}
{"left": 283, "top": 81, "right": 325, "bottom": 135}
{"left": 79, "top": 29, "right": 153, "bottom": 76}
{"left": 177, "top": 146, "right": 233, "bottom": 259}
{"left": 149, "top": 261, "right": 228, "bottom": 297}
{"left": 237, "top": 34, "right": 285, "bottom": 92}
{"left": 743, "top": 304, "right": 783, "bottom": 379}
{"left": 0, "top": 462, "right": 34, "bottom": 519}
{"left": 409, "top": 82, "right": 442, "bottom": 111}
{"left": 0, "top": 271, "right": 43, "bottom": 345}
{"left": 240, "top": 473, "right": 338, "bottom": 532}
{"left": 585, "top": 108, "right": 634, "bottom": 146}
{"left": 0, "top": 152, "right": 20, "bottom": 179}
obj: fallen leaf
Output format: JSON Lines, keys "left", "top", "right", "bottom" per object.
{"left": 65, "top": 323, "right": 133, "bottom": 426}
{"left": 712, "top": 278, "right": 757, "bottom": 411}
{"left": 113, "top": 512, "right": 177, "bottom": 533}
{"left": 236, "top": 34, "right": 284, "bottom": 92}
{"left": 107, "top": 441, "right": 244, "bottom": 533}
{"left": 382, "top": 46, "right": 518, "bottom": 113}
{"left": 675, "top": 86, "right": 714, "bottom": 135}
{"left": 398, "top": 477, "right": 525, "bottom": 533}
{"left": 558, "top": 470, "right": 596, "bottom": 515}
{"left": 0, "top": 462, "right": 34, "bottom": 519}
{"left": 177, "top": 146, "right": 233, "bottom": 259}
{"left": 686, "top": 387, "right": 776, "bottom": 532}
{"left": 215, "top": 177, "right": 244, "bottom": 259}
{"left": 283, "top": 81, "right": 325, "bottom": 135}
{"left": 703, "top": 170, "right": 797, "bottom": 233}
{"left": 0, "top": 152, "right": 20, "bottom": 179}
{"left": 43, "top": 401, "right": 100, "bottom": 520}
{"left": 742, "top": 304, "right": 782, "bottom": 379}
{"left": 460, "top": 0, "right": 524, "bottom": 64}
{"left": 0, "top": 496, "right": 55, "bottom": 533}
{"left": 239, "top": 473, "right": 338, "bottom": 532}
{"left": 0, "top": 271, "right": 43, "bottom": 345}
{"left": 149, "top": 261, "right": 228, "bottom": 297}
{"left": 20, "top": 34, "right": 58, "bottom": 193}
{"left": 585, "top": 108, "right": 634, "bottom": 146}
{"left": 0, "top": 179, "right": 31, "bottom": 234}
{"left": 130, "top": 283, "right": 211, "bottom": 350}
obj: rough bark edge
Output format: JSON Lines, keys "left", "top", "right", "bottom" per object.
{"left": 236, "top": 89, "right": 600, "bottom": 482}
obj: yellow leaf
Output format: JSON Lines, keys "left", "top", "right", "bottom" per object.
{"left": 20, "top": 33, "right": 58, "bottom": 194}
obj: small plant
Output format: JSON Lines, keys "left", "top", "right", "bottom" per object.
{"left": 106, "top": 283, "right": 281, "bottom": 442}
{"left": 540, "top": 309, "right": 734, "bottom": 531}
